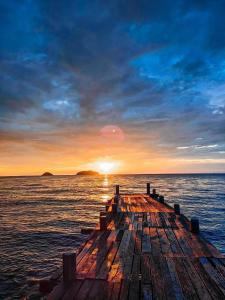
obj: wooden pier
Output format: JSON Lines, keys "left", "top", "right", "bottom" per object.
{"left": 45, "top": 184, "right": 225, "bottom": 300}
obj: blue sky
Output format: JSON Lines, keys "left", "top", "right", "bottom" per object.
{"left": 0, "top": 0, "right": 225, "bottom": 175}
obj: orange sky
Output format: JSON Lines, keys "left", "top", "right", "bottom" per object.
{"left": 1, "top": 125, "right": 225, "bottom": 176}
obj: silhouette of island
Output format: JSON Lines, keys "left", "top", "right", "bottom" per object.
{"left": 41, "top": 172, "right": 53, "bottom": 176}
{"left": 76, "top": 170, "right": 100, "bottom": 176}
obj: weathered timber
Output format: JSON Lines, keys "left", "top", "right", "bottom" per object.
{"left": 115, "top": 185, "right": 120, "bottom": 195}
{"left": 146, "top": 183, "right": 150, "bottom": 195}
{"left": 174, "top": 204, "right": 180, "bottom": 215}
{"left": 100, "top": 215, "right": 107, "bottom": 230}
{"left": 63, "top": 253, "right": 76, "bottom": 283}
{"left": 191, "top": 217, "right": 200, "bottom": 234}
{"left": 46, "top": 184, "right": 225, "bottom": 300}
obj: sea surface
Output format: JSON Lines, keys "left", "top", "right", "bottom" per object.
{"left": 0, "top": 174, "right": 225, "bottom": 299}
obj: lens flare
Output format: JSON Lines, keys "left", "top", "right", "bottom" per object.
{"left": 100, "top": 125, "right": 125, "bottom": 141}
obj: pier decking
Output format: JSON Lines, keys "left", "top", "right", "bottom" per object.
{"left": 46, "top": 186, "right": 225, "bottom": 300}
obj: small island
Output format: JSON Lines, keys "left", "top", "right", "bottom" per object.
{"left": 76, "top": 170, "right": 100, "bottom": 176}
{"left": 41, "top": 172, "right": 53, "bottom": 176}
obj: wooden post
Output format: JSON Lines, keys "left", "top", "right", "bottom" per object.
{"left": 100, "top": 216, "right": 107, "bottom": 230}
{"left": 174, "top": 204, "right": 180, "bottom": 215}
{"left": 153, "top": 188, "right": 156, "bottom": 195}
{"left": 63, "top": 252, "right": 76, "bottom": 283}
{"left": 114, "top": 195, "right": 119, "bottom": 204}
{"left": 191, "top": 218, "right": 199, "bottom": 234}
{"left": 147, "top": 183, "right": 150, "bottom": 195}
{"left": 39, "top": 279, "right": 53, "bottom": 293}
{"left": 115, "top": 185, "right": 120, "bottom": 195}
{"left": 158, "top": 195, "right": 164, "bottom": 203}
{"left": 112, "top": 203, "right": 117, "bottom": 213}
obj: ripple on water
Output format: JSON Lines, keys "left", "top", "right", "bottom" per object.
{"left": 0, "top": 174, "right": 225, "bottom": 298}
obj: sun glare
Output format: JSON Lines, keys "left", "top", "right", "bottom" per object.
{"left": 98, "top": 162, "right": 115, "bottom": 174}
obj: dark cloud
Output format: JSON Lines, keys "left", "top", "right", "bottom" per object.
{"left": 0, "top": 0, "right": 225, "bottom": 173}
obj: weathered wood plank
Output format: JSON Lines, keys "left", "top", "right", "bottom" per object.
{"left": 119, "top": 279, "right": 130, "bottom": 300}
{"left": 165, "top": 257, "right": 184, "bottom": 300}
{"left": 86, "top": 279, "right": 112, "bottom": 300}
{"left": 149, "top": 227, "right": 161, "bottom": 257}
{"left": 157, "top": 228, "right": 172, "bottom": 255}
{"left": 199, "top": 257, "right": 225, "bottom": 295}
{"left": 96, "top": 231, "right": 124, "bottom": 280}
{"left": 173, "top": 257, "right": 199, "bottom": 300}
{"left": 75, "top": 279, "right": 95, "bottom": 300}
{"left": 62, "top": 280, "right": 83, "bottom": 300}
{"left": 192, "top": 257, "right": 225, "bottom": 299}
{"left": 211, "top": 258, "right": 225, "bottom": 278}
{"left": 128, "top": 254, "right": 140, "bottom": 300}
{"left": 164, "top": 228, "right": 183, "bottom": 256}
{"left": 142, "top": 227, "right": 151, "bottom": 254}
{"left": 180, "top": 257, "right": 212, "bottom": 300}
{"left": 46, "top": 193, "right": 225, "bottom": 300}
{"left": 108, "top": 230, "right": 134, "bottom": 282}
{"left": 87, "top": 230, "right": 119, "bottom": 278}
{"left": 141, "top": 284, "right": 153, "bottom": 300}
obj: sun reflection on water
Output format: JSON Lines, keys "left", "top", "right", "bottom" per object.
{"left": 101, "top": 175, "right": 110, "bottom": 202}
{"left": 103, "top": 175, "right": 109, "bottom": 187}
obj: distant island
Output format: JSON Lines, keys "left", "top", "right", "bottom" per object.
{"left": 41, "top": 172, "right": 53, "bottom": 176}
{"left": 76, "top": 170, "right": 100, "bottom": 176}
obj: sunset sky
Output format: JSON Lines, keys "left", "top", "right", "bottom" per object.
{"left": 0, "top": 1, "right": 225, "bottom": 176}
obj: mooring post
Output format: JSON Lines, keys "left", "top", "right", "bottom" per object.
{"left": 191, "top": 218, "right": 199, "bottom": 234}
{"left": 100, "top": 215, "right": 107, "bottom": 230}
{"left": 112, "top": 203, "right": 117, "bottom": 213}
{"left": 114, "top": 195, "right": 119, "bottom": 204}
{"left": 115, "top": 185, "right": 120, "bottom": 195}
{"left": 147, "top": 183, "right": 150, "bottom": 195}
{"left": 39, "top": 279, "right": 53, "bottom": 293}
{"left": 63, "top": 252, "right": 76, "bottom": 283}
{"left": 158, "top": 195, "right": 164, "bottom": 203}
{"left": 174, "top": 204, "right": 180, "bottom": 215}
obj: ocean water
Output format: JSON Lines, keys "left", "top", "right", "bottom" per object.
{"left": 0, "top": 174, "right": 225, "bottom": 299}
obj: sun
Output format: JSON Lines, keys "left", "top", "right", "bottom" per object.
{"left": 98, "top": 161, "right": 115, "bottom": 174}
{"left": 90, "top": 159, "right": 120, "bottom": 174}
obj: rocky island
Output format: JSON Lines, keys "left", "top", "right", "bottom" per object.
{"left": 76, "top": 170, "right": 100, "bottom": 176}
{"left": 41, "top": 172, "right": 53, "bottom": 176}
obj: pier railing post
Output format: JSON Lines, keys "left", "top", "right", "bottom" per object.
{"left": 191, "top": 218, "right": 199, "bottom": 234}
{"left": 100, "top": 215, "right": 107, "bottom": 230}
{"left": 114, "top": 195, "right": 119, "bottom": 204}
{"left": 112, "top": 203, "right": 118, "bottom": 213}
{"left": 63, "top": 252, "right": 76, "bottom": 283}
{"left": 174, "top": 204, "right": 180, "bottom": 215}
{"left": 147, "top": 183, "right": 150, "bottom": 195}
{"left": 115, "top": 185, "right": 120, "bottom": 195}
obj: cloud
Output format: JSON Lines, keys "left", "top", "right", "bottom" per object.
{"left": 0, "top": 0, "right": 225, "bottom": 174}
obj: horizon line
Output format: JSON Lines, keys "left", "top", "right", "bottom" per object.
{"left": 1, "top": 172, "right": 225, "bottom": 178}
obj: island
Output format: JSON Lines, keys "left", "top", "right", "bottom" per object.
{"left": 76, "top": 170, "right": 100, "bottom": 176}
{"left": 41, "top": 172, "right": 53, "bottom": 176}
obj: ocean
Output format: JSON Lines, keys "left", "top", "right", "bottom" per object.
{"left": 0, "top": 174, "right": 225, "bottom": 299}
